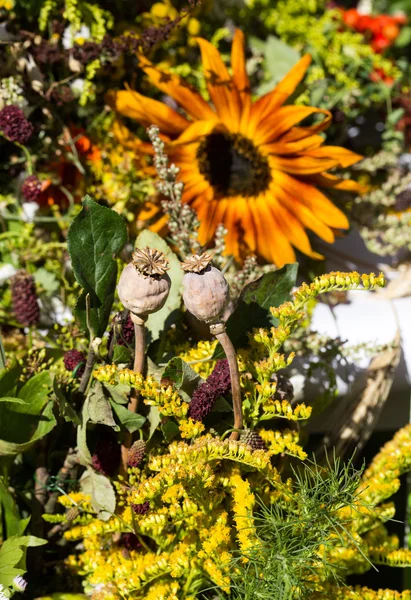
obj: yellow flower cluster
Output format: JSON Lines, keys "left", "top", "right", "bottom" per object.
{"left": 313, "top": 586, "right": 411, "bottom": 599}
{"left": 230, "top": 472, "right": 257, "bottom": 559}
{"left": 261, "top": 398, "right": 312, "bottom": 421}
{"left": 177, "top": 339, "right": 218, "bottom": 377}
{"left": 259, "top": 428, "right": 307, "bottom": 459}
{"left": 179, "top": 418, "right": 205, "bottom": 439}
{"left": 93, "top": 365, "right": 189, "bottom": 418}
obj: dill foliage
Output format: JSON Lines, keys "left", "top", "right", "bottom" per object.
{"left": 222, "top": 456, "right": 366, "bottom": 600}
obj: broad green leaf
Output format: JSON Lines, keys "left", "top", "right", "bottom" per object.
{"left": 109, "top": 400, "right": 146, "bottom": 433}
{"left": 264, "top": 36, "right": 300, "bottom": 82}
{"left": 80, "top": 469, "right": 116, "bottom": 521}
{"left": 0, "top": 532, "right": 46, "bottom": 587}
{"left": 162, "top": 357, "right": 202, "bottom": 397}
{"left": 68, "top": 196, "right": 127, "bottom": 338}
{"left": 0, "top": 401, "right": 56, "bottom": 456}
{"left": 52, "top": 376, "right": 81, "bottom": 425}
{"left": 214, "top": 263, "right": 298, "bottom": 357}
{"left": 212, "top": 396, "right": 233, "bottom": 413}
{"left": 87, "top": 382, "right": 117, "bottom": 428}
{"left": 12, "top": 371, "right": 52, "bottom": 415}
{"left": 135, "top": 230, "right": 183, "bottom": 343}
{"left": 0, "top": 397, "right": 27, "bottom": 404}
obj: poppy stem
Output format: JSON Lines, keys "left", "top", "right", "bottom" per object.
{"left": 210, "top": 322, "right": 242, "bottom": 440}
{"left": 120, "top": 317, "right": 146, "bottom": 474}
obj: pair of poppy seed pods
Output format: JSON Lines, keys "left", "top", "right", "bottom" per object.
{"left": 117, "top": 247, "right": 229, "bottom": 326}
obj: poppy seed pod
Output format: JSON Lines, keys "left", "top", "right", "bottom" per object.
{"left": 181, "top": 253, "right": 229, "bottom": 324}
{"left": 117, "top": 247, "right": 171, "bottom": 323}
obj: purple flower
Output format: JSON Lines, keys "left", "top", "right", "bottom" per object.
{"left": 0, "top": 105, "right": 33, "bottom": 144}
{"left": 188, "top": 359, "right": 231, "bottom": 422}
{"left": 131, "top": 501, "right": 150, "bottom": 515}
{"left": 22, "top": 175, "right": 42, "bottom": 203}
{"left": 63, "top": 349, "right": 86, "bottom": 378}
{"left": 10, "top": 271, "right": 40, "bottom": 326}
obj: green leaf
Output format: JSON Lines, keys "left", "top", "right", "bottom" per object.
{"left": 212, "top": 396, "right": 233, "bottom": 413}
{"left": 162, "top": 357, "right": 202, "bottom": 397}
{"left": 113, "top": 345, "right": 133, "bottom": 365}
{"left": 109, "top": 400, "right": 146, "bottom": 433}
{"left": 147, "top": 406, "right": 161, "bottom": 440}
{"left": 135, "top": 231, "right": 183, "bottom": 342}
{"left": 264, "top": 36, "right": 300, "bottom": 82}
{"left": 80, "top": 469, "right": 116, "bottom": 521}
{"left": 161, "top": 419, "right": 180, "bottom": 443}
{"left": 34, "top": 268, "right": 60, "bottom": 295}
{"left": 214, "top": 264, "right": 298, "bottom": 357}
{"left": 77, "top": 398, "right": 92, "bottom": 466}
{"left": 52, "top": 377, "right": 81, "bottom": 425}
{"left": 395, "top": 26, "right": 411, "bottom": 47}
{"left": 87, "top": 382, "right": 117, "bottom": 428}
{"left": 103, "top": 382, "right": 130, "bottom": 405}
{"left": 0, "top": 362, "right": 21, "bottom": 397}
{"left": 13, "top": 371, "right": 52, "bottom": 415}
{"left": 0, "top": 401, "right": 56, "bottom": 456}
{"left": 68, "top": 195, "right": 127, "bottom": 338}
{"left": 0, "top": 478, "right": 21, "bottom": 538}
{"left": 0, "top": 532, "right": 46, "bottom": 587}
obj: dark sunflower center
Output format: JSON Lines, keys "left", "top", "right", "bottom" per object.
{"left": 196, "top": 132, "right": 271, "bottom": 198}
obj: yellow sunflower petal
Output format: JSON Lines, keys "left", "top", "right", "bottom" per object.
{"left": 251, "top": 194, "right": 296, "bottom": 266}
{"left": 247, "top": 54, "right": 311, "bottom": 137}
{"left": 170, "top": 120, "right": 224, "bottom": 146}
{"left": 196, "top": 37, "right": 242, "bottom": 130}
{"left": 107, "top": 88, "right": 189, "bottom": 135}
{"left": 139, "top": 55, "right": 218, "bottom": 122}
{"left": 195, "top": 198, "right": 229, "bottom": 245}
{"left": 231, "top": 30, "right": 252, "bottom": 133}
{"left": 274, "top": 170, "right": 349, "bottom": 229}
{"left": 254, "top": 106, "right": 331, "bottom": 146}
{"left": 270, "top": 154, "right": 341, "bottom": 175}
{"left": 305, "top": 172, "right": 368, "bottom": 193}
{"left": 223, "top": 200, "right": 241, "bottom": 258}
{"left": 267, "top": 194, "right": 324, "bottom": 259}
{"left": 272, "top": 184, "right": 335, "bottom": 244}
{"left": 263, "top": 134, "right": 324, "bottom": 156}
{"left": 306, "top": 146, "right": 363, "bottom": 168}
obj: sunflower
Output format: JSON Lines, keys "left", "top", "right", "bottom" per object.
{"left": 109, "top": 30, "right": 364, "bottom": 266}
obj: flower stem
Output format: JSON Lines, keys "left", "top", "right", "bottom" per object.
{"left": 210, "top": 322, "right": 242, "bottom": 440}
{"left": 121, "top": 318, "right": 146, "bottom": 473}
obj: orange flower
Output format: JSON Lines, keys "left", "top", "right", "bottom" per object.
{"left": 109, "top": 31, "right": 364, "bottom": 267}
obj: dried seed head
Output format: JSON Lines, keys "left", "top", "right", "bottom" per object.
{"left": 132, "top": 247, "right": 169, "bottom": 276}
{"left": 182, "top": 259, "right": 229, "bottom": 324}
{"left": 118, "top": 248, "right": 171, "bottom": 321}
{"left": 181, "top": 252, "right": 212, "bottom": 274}
{"left": 128, "top": 439, "right": 146, "bottom": 468}
{"left": 240, "top": 429, "right": 267, "bottom": 451}
{"left": 65, "top": 506, "right": 81, "bottom": 521}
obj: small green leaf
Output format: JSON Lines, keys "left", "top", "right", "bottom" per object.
{"left": 0, "top": 362, "right": 21, "bottom": 397}
{"left": 161, "top": 419, "right": 180, "bottom": 443}
{"left": 13, "top": 371, "right": 52, "bottom": 415}
{"left": 113, "top": 345, "right": 133, "bottom": 365}
{"left": 264, "top": 36, "right": 300, "bottom": 82}
{"left": 147, "top": 406, "right": 161, "bottom": 439}
{"left": 52, "top": 377, "right": 81, "bottom": 425}
{"left": 68, "top": 196, "right": 127, "bottom": 338}
{"left": 109, "top": 400, "right": 146, "bottom": 433}
{"left": 34, "top": 268, "right": 60, "bottom": 295}
{"left": 395, "top": 26, "right": 411, "bottom": 47}
{"left": 80, "top": 469, "right": 116, "bottom": 521}
{"left": 0, "top": 479, "right": 21, "bottom": 538}
{"left": 77, "top": 398, "right": 92, "bottom": 466}
{"left": 103, "top": 382, "right": 130, "bottom": 405}
{"left": 214, "top": 263, "right": 298, "bottom": 357}
{"left": 162, "top": 357, "right": 202, "bottom": 396}
{"left": 135, "top": 231, "right": 183, "bottom": 342}
{"left": 87, "top": 382, "right": 117, "bottom": 428}
{"left": 212, "top": 396, "right": 233, "bottom": 413}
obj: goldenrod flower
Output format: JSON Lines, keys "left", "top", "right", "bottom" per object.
{"left": 109, "top": 31, "right": 363, "bottom": 266}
